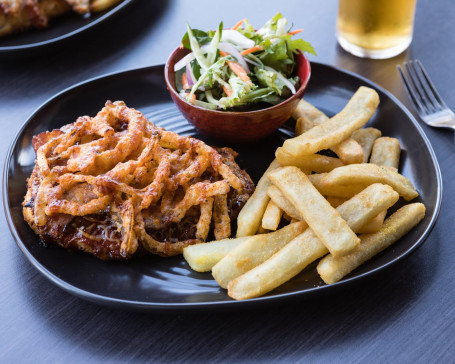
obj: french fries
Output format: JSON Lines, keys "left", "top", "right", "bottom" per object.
{"left": 351, "top": 127, "right": 382, "bottom": 162}
{"left": 326, "top": 194, "right": 386, "bottom": 233}
{"left": 212, "top": 222, "right": 307, "bottom": 288}
{"left": 308, "top": 173, "right": 367, "bottom": 198}
{"left": 317, "top": 203, "right": 426, "bottom": 284}
{"left": 356, "top": 210, "right": 387, "bottom": 234}
{"left": 228, "top": 184, "right": 399, "bottom": 299}
{"left": 261, "top": 200, "right": 283, "bottom": 231}
{"left": 321, "top": 163, "right": 418, "bottom": 201}
{"left": 330, "top": 138, "right": 364, "bottom": 165}
{"left": 292, "top": 99, "right": 329, "bottom": 131}
{"left": 236, "top": 159, "right": 280, "bottom": 237}
{"left": 369, "top": 137, "right": 401, "bottom": 169}
{"left": 279, "top": 87, "right": 379, "bottom": 157}
{"left": 183, "top": 237, "right": 249, "bottom": 272}
{"left": 276, "top": 152, "right": 344, "bottom": 173}
{"left": 292, "top": 99, "right": 364, "bottom": 164}
{"left": 182, "top": 86, "right": 426, "bottom": 301}
{"left": 267, "top": 185, "right": 303, "bottom": 220}
{"left": 268, "top": 166, "right": 360, "bottom": 257}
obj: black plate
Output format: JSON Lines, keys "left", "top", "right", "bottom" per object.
{"left": 0, "top": 0, "right": 134, "bottom": 54}
{"left": 3, "top": 63, "right": 442, "bottom": 311}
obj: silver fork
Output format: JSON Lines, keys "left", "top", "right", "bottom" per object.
{"left": 397, "top": 59, "right": 455, "bottom": 130}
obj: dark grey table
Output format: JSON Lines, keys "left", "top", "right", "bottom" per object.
{"left": 1, "top": 0, "right": 454, "bottom": 362}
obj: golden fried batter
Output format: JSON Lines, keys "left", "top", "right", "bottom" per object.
{"left": 23, "top": 101, "right": 254, "bottom": 260}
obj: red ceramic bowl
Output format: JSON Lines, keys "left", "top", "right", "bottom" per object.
{"left": 164, "top": 47, "right": 311, "bottom": 142}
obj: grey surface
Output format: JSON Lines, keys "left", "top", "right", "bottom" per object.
{"left": 1, "top": 0, "right": 454, "bottom": 362}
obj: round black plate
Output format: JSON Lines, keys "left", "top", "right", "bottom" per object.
{"left": 0, "top": 0, "right": 134, "bottom": 54}
{"left": 3, "top": 63, "right": 442, "bottom": 311}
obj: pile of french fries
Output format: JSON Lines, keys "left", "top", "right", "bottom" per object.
{"left": 183, "top": 86, "right": 426, "bottom": 300}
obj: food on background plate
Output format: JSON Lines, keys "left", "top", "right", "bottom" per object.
{"left": 23, "top": 101, "right": 254, "bottom": 260}
{"left": 0, "top": 0, "right": 123, "bottom": 38}
{"left": 173, "top": 13, "right": 316, "bottom": 111}
{"left": 183, "top": 85, "right": 426, "bottom": 300}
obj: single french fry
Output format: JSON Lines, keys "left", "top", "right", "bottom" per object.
{"left": 212, "top": 222, "right": 307, "bottom": 288}
{"left": 317, "top": 203, "right": 426, "bottom": 284}
{"left": 357, "top": 210, "right": 387, "bottom": 234}
{"left": 330, "top": 138, "right": 364, "bottom": 165}
{"left": 268, "top": 167, "right": 360, "bottom": 257}
{"left": 321, "top": 163, "right": 418, "bottom": 201}
{"left": 276, "top": 151, "right": 344, "bottom": 173}
{"left": 279, "top": 87, "right": 380, "bottom": 157}
{"left": 195, "top": 197, "right": 213, "bottom": 240}
{"left": 236, "top": 159, "right": 281, "bottom": 237}
{"left": 295, "top": 116, "right": 317, "bottom": 136}
{"left": 228, "top": 184, "right": 399, "bottom": 300}
{"left": 292, "top": 99, "right": 329, "bottom": 130}
{"left": 183, "top": 237, "right": 250, "bottom": 272}
{"left": 369, "top": 137, "right": 401, "bottom": 169}
{"left": 267, "top": 185, "right": 303, "bottom": 220}
{"left": 213, "top": 194, "right": 231, "bottom": 240}
{"left": 351, "top": 127, "right": 382, "bottom": 163}
{"left": 262, "top": 200, "right": 283, "bottom": 231}
{"left": 335, "top": 184, "right": 398, "bottom": 233}
{"left": 308, "top": 173, "right": 367, "bottom": 199}
{"left": 293, "top": 100, "right": 364, "bottom": 164}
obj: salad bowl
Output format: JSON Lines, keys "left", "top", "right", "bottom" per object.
{"left": 164, "top": 47, "right": 311, "bottom": 142}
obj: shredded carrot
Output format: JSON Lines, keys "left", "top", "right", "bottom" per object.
{"left": 222, "top": 85, "right": 233, "bottom": 97}
{"left": 240, "top": 45, "right": 263, "bottom": 56}
{"left": 232, "top": 18, "right": 245, "bottom": 30}
{"left": 227, "top": 61, "right": 252, "bottom": 85}
{"left": 220, "top": 50, "right": 252, "bottom": 85}
{"left": 287, "top": 29, "right": 304, "bottom": 35}
{"left": 182, "top": 72, "right": 190, "bottom": 90}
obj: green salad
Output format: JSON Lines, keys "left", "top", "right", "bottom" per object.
{"left": 174, "top": 13, "right": 316, "bottom": 111}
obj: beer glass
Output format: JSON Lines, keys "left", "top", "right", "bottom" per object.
{"left": 337, "top": 0, "right": 417, "bottom": 59}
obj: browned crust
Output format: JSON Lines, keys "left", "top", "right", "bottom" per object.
{"left": 22, "top": 102, "right": 254, "bottom": 260}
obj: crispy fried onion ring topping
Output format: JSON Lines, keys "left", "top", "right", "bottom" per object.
{"left": 23, "top": 101, "right": 254, "bottom": 259}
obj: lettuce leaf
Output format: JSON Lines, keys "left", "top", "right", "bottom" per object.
{"left": 181, "top": 28, "right": 212, "bottom": 50}
{"left": 255, "top": 68, "right": 283, "bottom": 95}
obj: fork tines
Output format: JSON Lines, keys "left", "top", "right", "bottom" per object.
{"left": 398, "top": 60, "right": 447, "bottom": 116}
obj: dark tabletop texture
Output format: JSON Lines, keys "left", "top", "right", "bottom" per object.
{"left": 1, "top": 0, "right": 454, "bottom": 362}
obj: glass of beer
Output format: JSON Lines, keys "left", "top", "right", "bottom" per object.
{"left": 337, "top": 0, "right": 417, "bottom": 59}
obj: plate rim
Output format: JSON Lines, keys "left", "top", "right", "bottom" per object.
{"left": 3, "top": 62, "right": 443, "bottom": 310}
{"left": 0, "top": 0, "right": 135, "bottom": 53}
